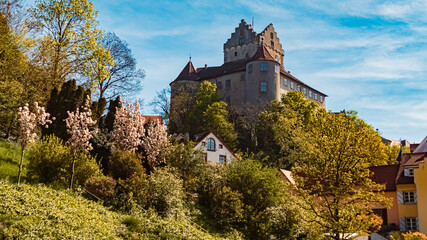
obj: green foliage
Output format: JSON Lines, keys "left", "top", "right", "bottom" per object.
{"left": 293, "top": 110, "right": 391, "bottom": 238}
{"left": 84, "top": 175, "right": 116, "bottom": 203}
{"left": 103, "top": 96, "right": 122, "bottom": 132}
{"left": 0, "top": 138, "right": 25, "bottom": 182}
{"left": 168, "top": 90, "right": 193, "bottom": 134}
{"left": 109, "top": 150, "right": 144, "bottom": 180}
{"left": 204, "top": 101, "right": 238, "bottom": 149}
{"left": 115, "top": 172, "right": 149, "bottom": 212}
{"left": 27, "top": 135, "right": 100, "bottom": 188}
{"left": 166, "top": 140, "right": 206, "bottom": 192}
{"left": 43, "top": 80, "right": 90, "bottom": 141}
{"left": 148, "top": 167, "right": 185, "bottom": 215}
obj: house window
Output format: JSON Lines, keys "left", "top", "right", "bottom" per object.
{"left": 290, "top": 81, "right": 294, "bottom": 89}
{"left": 226, "top": 79, "right": 231, "bottom": 89}
{"left": 403, "top": 192, "right": 416, "bottom": 203}
{"left": 217, "top": 81, "right": 222, "bottom": 90}
{"left": 309, "top": 90, "right": 312, "bottom": 98}
{"left": 406, "top": 218, "right": 418, "bottom": 231}
{"left": 314, "top": 93, "right": 318, "bottom": 100}
{"left": 260, "top": 62, "right": 268, "bottom": 72}
{"left": 303, "top": 88, "right": 307, "bottom": 95}
{"left": 404, "top": 168, "right": 414, "bottom": 177}
{"left": 283, "top": 78, "right": 288, "bottom": 86}
{"left": 219, "top": 155, "right": 226, "bottom": 164}
{"left": 201, "top": 142, "right": 206, "bottom": 147}
{"left": 219, "top": 144, "right": 223, "bottom": 149}
{"left": 320, "top": 95, "right": 324, "bottom": 103}
{"left": 234, "top": 51, "right": 237, "bottom": 57}
{"left": 260, "top": 81, "right": 267, "bottom": 92}
{"left": 207, "top": 138, "right": 216, "bottom": 151}
{"left": 225, "top": 96, "right": 230, "bottom": 104}
{"left": 275, "top": 65, "right": 279, "bottom": 73}
{"left": 297, "top": 85, "right": 301, "bottom": 92}
{"left": 239, "top": 38, "right": 245, "bottom": 44}
{"left": 248, "top": 64, "right": 253, "bottom": 73}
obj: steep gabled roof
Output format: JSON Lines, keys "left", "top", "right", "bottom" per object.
{"left": 173, "top": 61, "right": 198, "bottom": 82}
{"left": 413, "top": 136, "right": 427, "bottom": 153}
{"left": 193, "top": 131, "right": 236, "bottom": 157}
{"left": 251, "top": 44, "right": 275, "bottom": 62}
{"left": 370, "top": 164, "right": 399, "bottom": 191}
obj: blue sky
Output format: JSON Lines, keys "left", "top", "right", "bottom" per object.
{"left": 89, "top": 0, "right": 427, "bottom": 142}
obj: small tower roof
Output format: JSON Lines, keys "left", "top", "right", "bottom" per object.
{"left": 174, "top": 61, "right": 198, "bottom": 81}
{"left": 251, "top": 44, "right": 276, "bottom": 62}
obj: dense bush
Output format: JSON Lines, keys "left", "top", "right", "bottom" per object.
{"left": 114, "top": 172, "right": 149, "bottom": 212}
{"left": 148, "top": 167, "right": 185, "bottom": 215}
{"left": 84, "top": 175, "right": 117, "bottom": 203}
{"left": 109, "top": 150, "right": 145, "bottom": 180}
{"left": 27, "top": 135, "right": 101, "bottom": 188}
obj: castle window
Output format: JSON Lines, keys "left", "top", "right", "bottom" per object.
{"left": 248, "top": 64, "right": 253, "bottom": 73}
{"left": 271, "top": 41, "right": 274, "bottom": 47}
{"left": 283, "top": 78, "right": 288, "bottom": 86}
{"left": 270, "top": 32, "right": 274, "bottom": 39}
{"left": 207, "top": 138, "right": 216, "bottom": 151}
{"left": 225, "top": 96, "right": 230, "bottom": 104}
{"left": 234, "top": 51, "right": 237, "bottom": 57}
{"left": 314, "top": 93, "right": 318, "bottom": 100}
{"left": 290, "top": 81, "right": 294, "bottom": 89}
{"left": 240, "top": 29, "right": 244, "bottom": 36}
{"left": 309, "top": 90, "right": 312, "bottom": 98}
{"left": 239, "top": 38, "right": 245, "bottom": 45}
{"left": 219, "top": 155, "right": 226, "bottom": 165}
{"left": 260, "top": 62, "right": 268, "bottom": 71}
{"left": 226, "top": 79, "right": 231, "bottom": 89}
{"left": 260, "top": 81, "right": 267, "bottom": 92}
{"left": 217, "top": 81, "right": 223, "bottom": 90}
{"left": 275, "top": 65, "right": 279, "bottom": 73}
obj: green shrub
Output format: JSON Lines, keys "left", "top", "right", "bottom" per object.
{"left": 84, "top": 175, "right": 116, "bottom": 203}
{"left": 27, "top": 135, "right": 101, "bottom": 188}
{"left": 148, "top": 167, "right": 185, "bottom": 215}
{"left": 109, "top": 150, "right": 144, "bottom": 180}
{"left": 115, "top": 172, "right": 149, "bottom": 212}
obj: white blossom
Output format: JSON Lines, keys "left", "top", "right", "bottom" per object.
{"left": 111, "top": 99, "right": 145, "bottom": 152}
{"left": 142, "top": 120, "right": 170, "bottom": 168}
{"left": 18, "top": 102, "right": 52, "bottom": 148}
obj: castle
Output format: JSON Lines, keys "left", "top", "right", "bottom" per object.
{"left": 170, "top": 19, "right": 327, "bottom": 111}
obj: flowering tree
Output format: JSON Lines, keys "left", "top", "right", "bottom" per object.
{"left": 17, "top": 102, "right": 52, "bottom": 183}
{"left": 111, "top": 99, "right": 145, "bottom": 152}
{"left": 65, "top": 96, "right": 97, "bottom": 189}
{"left": 142, "top": 121, "right": 170, "bottom": 168}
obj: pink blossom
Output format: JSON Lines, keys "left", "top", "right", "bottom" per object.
{"left": 111, "top": 99, "right": 145, "bottom": 152}
{"left": 142, "top": 120, "right": 170, "bottom": 168}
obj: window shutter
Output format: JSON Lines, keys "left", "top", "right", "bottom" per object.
{"left": 400, "top": 218, "right": 406, "bottom": 231}
{"left": 414, "top": 191, "right": 418, "bottom": 203}
{"left": 417, "top": 218, "right": 420, "bottom": 231}
{"left": 404, "top": 168, "right": 409, "bottom": 176}
{"left": 397, "top": 192, "right": 403, "bottom": 204}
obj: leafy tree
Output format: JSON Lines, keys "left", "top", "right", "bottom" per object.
{"left": 292, "top": 111, "right": 391, "bottom": 239}
{"left": 96, "top": 32, "right": 144, "bottom": 102}
{"left": 103, "top": 96, "right": 121, "bottom": 132}
{"left": 30, "top": 0, "right": 112, "bottom": 87}
{"left": 43, "top": 79, "right": 90, "bottom": 141}
{"left": 204, "top": 101, "right": 237, "bottom": 149}
{"left": 168, "top": 90, "right": 193, "bottom": 134}
{"left": 109, "top": 150, "right": 144, "bottom": 180}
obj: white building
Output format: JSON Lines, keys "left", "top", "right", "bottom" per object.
{"left": 194, "top": 132, "right": 236, "bottom": 164}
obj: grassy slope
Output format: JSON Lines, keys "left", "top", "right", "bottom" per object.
{"left": 0, "top": 182, "right": 226, "bottom": 239}
{"left": 0, "top": 139, "right": 26, "bottom": 182}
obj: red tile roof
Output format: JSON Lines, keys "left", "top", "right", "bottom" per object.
{"left": 251, "top": 44, "right": 275, "bottom": 62}
{"left": 370, "top": 164, "right": 399, "bottom": 191}
{"left": 142, "top": 115, "right": 162, "bottom": 125}
{"left": 173, "top": 61, "right": 198, "bottom": 82}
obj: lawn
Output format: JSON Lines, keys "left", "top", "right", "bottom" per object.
{"left": 0, "top": 139, "right": 26, "bottom": 182}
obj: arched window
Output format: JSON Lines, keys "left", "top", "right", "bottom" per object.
{"left": 207, "top": 138, "right": 216, "bottom": 151}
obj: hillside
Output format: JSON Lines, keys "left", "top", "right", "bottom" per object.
{"left": 0, "top": 181, "right": 227, "bottom": 239}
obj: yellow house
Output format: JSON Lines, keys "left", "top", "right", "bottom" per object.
{"left": 405, "top": 137, "right": 427, "bottom": 233}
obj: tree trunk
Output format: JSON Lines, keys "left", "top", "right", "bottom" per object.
{"left": 70, "top": 155, "right": 76, "bottom": 190}
{"left": 17, "top": 146, "right": 24, "bottom": 184}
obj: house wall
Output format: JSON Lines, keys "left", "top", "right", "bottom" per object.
{"left": 385, "top": 191, "right": 399, "bottom": 227}
{"left": 396, "top": 184, "right": 418, "bottom": 219}
{"left": 414, "top": 160, "right": 427, "bottom": 233}
{"left": 194, "top": 133, "right": 235, "bottom": 164}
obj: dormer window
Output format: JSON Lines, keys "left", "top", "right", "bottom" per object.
{"left": 404, "top": 168, "right": 414, "bottom": 177}
{"left": 260, "top": 62, "right": 268, "bottom": 71}
{"left": 207, "top": 138, "right": 216, "bottom": 151}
